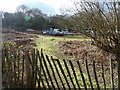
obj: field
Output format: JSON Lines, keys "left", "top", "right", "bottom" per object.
{"left": 2, "top": 29, "right": 117, "bottom": 67}
{"left": 2, "top": 29, "right": 118, "bottom": 88}
{"left": 2, "top": 29, "right": 116, "bottom": 65}
{"left": 35, "top": 34, "right": 90, "bottom": 59}
{"left": 35, "top": 34, "right": 116, "bottom": 65}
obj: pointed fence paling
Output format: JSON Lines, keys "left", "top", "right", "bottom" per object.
{"left": 2, "top": 48, "right": 117, "bottom": 89}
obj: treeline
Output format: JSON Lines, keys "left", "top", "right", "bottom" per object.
{"left": 2, "top": 5, "right": 49, "bottom": 30}
{"left": 2, "top": 4, "right": 75, "bottom": 31}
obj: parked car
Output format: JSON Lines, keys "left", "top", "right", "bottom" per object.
{"left": 42, "top": 29, "right": 74, "bottom": 36}
{"left": 26, "top": 29, "right": 35, "bottom": 31}
{"left": 48, "top": 31, "right": 64, "bottom": 36}
{"left": 62, "top": 31, "right": 74, "bottom": 35}
{"left": 42, "top": 30, "right": 50, "bottom": 34}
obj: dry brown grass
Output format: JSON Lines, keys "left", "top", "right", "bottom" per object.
{"left": 58, "top": 40, "right": 116, "bottom": 66}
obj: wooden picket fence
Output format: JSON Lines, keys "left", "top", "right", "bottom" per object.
{"left": 2, "top": 46, "right": 118, "bottom": 89}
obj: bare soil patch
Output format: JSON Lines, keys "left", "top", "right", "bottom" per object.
{"left": 2, "top": 29, "right": 38, "bottom": 48}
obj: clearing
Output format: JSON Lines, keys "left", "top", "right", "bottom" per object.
{"left": 35, "top": 34, "right": 116, "bottom": 65}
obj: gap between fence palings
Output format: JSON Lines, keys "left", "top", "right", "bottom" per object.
{"left": 63, "top": 59, "right": 76, "bottom": 89}
{"left": 45, "top": 55, "right": 60, "bottom": 89}
{"left": 93, "top": 61, "right": 100, "bottom": 90}
{"left": 85, "top": 60, "right": 94, "bottom": 89}
{"left": 36, "top": 49, "right": 46, "bottom": 88}
{"left": 41, "top": 49, "right": 56, "bottom": 90}
{"left": 57, "top": 58, "right": 71, "bottom": 89}
{"left": 77, "top": 60, "right": 87, "bottom": 90}
{"left": 69, "top": 60, "right": 81, "bottom": 90}
{"left": 51, "top": 56, "right": 66, "bottom": 90}
{"left": 37, "top": 50, "right": 50, "bottom": 89}
{"left": 101, "top": 61, "right": 106, "bottom": 89}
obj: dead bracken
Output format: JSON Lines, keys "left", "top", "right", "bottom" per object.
{"left": 58, "top": 40, "right": 116, "bottom": 66}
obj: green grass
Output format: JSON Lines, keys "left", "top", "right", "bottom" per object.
{"left": 34, "top": 35, "right": 91, "bottom": 59}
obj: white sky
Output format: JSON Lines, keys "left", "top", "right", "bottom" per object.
{"left": 0, "top": 0, "right": 74, "bottom": 14}
{"left": 0, "top": 0, "right": 114, "bottom": 14}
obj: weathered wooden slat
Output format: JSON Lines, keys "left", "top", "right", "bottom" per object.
{"left": 69, "top": 60, "right": 81, "bottom": 90}
{"left": 32, "top": 49, "right": 41, "bottom": 88}
{"left": 101, "top": 61, "right": 106, "bottom": 89}
{"left": 28, "top": 51, "right": 37, "bottom": 88}
{"left": 85, "top": 60, "right": 93, "bottom": 89}
{"left": 35, "top": 51, "right": 40, "bottom": 88}
{"left": 31, "top": 48, "right": 36, "bottom": 86}
{"left": 22, "top": 53, "right": 25, "bottom": 87}
{"left": 5, "top": 48, "right": 11, "bottom": 87}
{"left": 36, "top": 49, "right": 42, "bottom": 87}
{"left": 17, "top": 49, "right": 20, "bottom": 82}
{"left": 110, "top": 59, "right": 114, "bottom": 89}
{"left": 2, "top": 49, "right": 5, "bottom": 79}
{"left": 13, "top": 51, "right": 17, "bottom": 87}
{"left": 41, "top": 49, "right": 56, "bottom": 89}
{"left": 28, "top": 49, "right": 41, "bottom": 88}
{"left": 63, "top": 59, "right": 76, "bottom": 89}
{"left": 36, "top": 50, "right": 46, "bottom": 88}
{"left": 9, "top": 47, "right": 13, "bottom": 87}
{"left": 51, "top": 56, "right": 66, "bottom": 90}
{"left": 41, "top": 62, "right": 51, "bottom": 88}
{"left": 33, "top": 49, "right": 37, "bottom": 87}
{"left": 57, "top": 59, "right": 71, "bottom": 90}
{"left": 37, "top": 50, "right": 51, "bottom": 88}
{"left": 93, "top": 61, "right": 100, "bottom": 90}
{"left": 46, "top": 55, "right": 60, "bottom": 89}
{"left": 77, "top": 61, "right": 87, "bottom": 90}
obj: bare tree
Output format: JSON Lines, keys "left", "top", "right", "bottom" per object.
{"left": 70, "top": 1, "right": 120, "bottom": 88}
{"left": 16, "top": 4, "right": 29, "bottom": 14}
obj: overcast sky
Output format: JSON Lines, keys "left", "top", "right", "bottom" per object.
{"left": 0, "top": 0, "right": 74, "bottom": 14}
